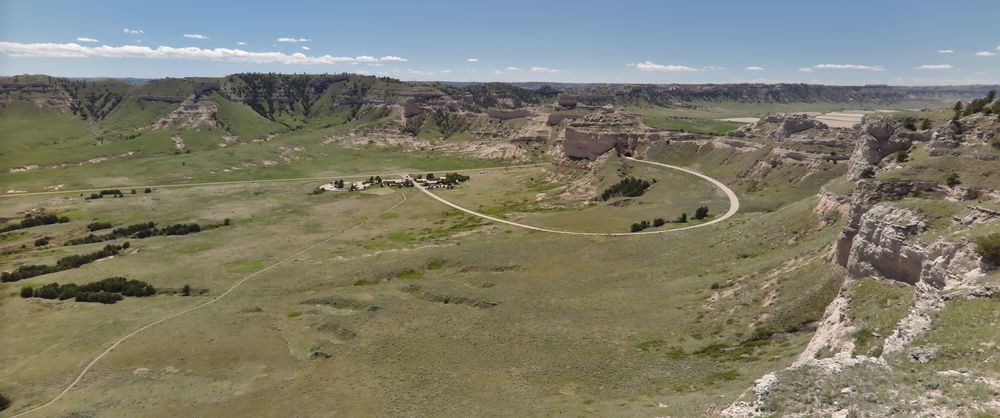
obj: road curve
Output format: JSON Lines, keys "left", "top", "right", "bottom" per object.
{"left": 412, "top": 156, "right": 739, "bottom": 236}
{"left": 9, "top": 192, "right": 409, "bottom": 418}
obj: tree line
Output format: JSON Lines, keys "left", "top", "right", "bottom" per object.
{"left": 629, "top": 207, "right": 709, "bottom": 233}
{"left": 67, "top": 222, "right": 201, "bottom": 245}
{"left": 21, "top": 277, "right": 156, "bottom": 304}
{"left": 1, "top": 243, "right": 129, "bottom": 282}
{"left": 1, "top": 213, "right": 69, "bottom": 233}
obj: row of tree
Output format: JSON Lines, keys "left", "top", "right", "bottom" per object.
{"left": 67, "top": 222, "right": 201, "bottom": 245}
{"left": 1, "top": 213, "right": 69, "bottom": 233}
{"left": 628, "top": 207, "right": 709, "bottom": 233}
{"left": 21, "top": 277, "right": 156, "bottom": 304}
{"left": 1, "top": 243, "right": 129, "bottom": 282}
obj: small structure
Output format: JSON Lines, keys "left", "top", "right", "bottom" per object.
{"left": 382, "top": 178, "right": 412, "bottom": 187}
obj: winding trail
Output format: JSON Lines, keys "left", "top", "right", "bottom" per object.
{"left": 412, "top": 156, "right": 740, "bottom": 236}
{"left": 9, "top": 192, "right": 409, "bottom": 418}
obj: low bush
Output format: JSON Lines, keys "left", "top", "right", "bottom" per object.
{"left": 975, "top": 233, "right": 1000, "bottom": 265}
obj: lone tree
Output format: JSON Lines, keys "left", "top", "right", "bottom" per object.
{"left": 693, "top": 206, "right": 710, "bottom": 220}
{"left": 953, "top": 101, "right": 964, "bottom": 120}
{"left": 182, "top": 284, "right": 191, "bottom": 296}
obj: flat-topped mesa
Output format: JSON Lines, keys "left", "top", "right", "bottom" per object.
{"left": 561, "top": 109, "right": 665, "bottom": 160}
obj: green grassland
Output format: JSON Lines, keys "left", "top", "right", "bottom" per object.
{"left": 430, "top": 156, "right": 730, "bottom": 233}
{"left": 641, "top": 116, "right": 743, "bottom": 135}
{"left": 0, "top": 143, "right": 847, "bottom": 416}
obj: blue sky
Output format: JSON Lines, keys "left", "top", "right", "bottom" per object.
{"left": 1, "top": 0, "right": 998, "bottom": 85}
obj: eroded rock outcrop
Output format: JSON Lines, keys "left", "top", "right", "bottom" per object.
{"left": 728, "top": 113, "right": 830, "bottom": 139}
{"left": 561, "top": 109, "right": 663, "bottom": 160}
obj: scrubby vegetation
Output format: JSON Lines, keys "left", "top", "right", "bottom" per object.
{"left": 600, "top": 177, "right": 651, "bottom": 201}
{"left": 0, "top": 393, "right": 8, "bottom": 412}
{"left": 86, "top": 189, "right": 126, "bottom": 199}
{"left": 67, "top": 221, "right": 202, "bottom": 245}
{"left": 20, "top": 277, "right": 156, "bottom": 304}
{"left": 1, "top": 243, "right": 129, "bottom": 282}
{"left": 0, "top": 213, "right": 69, "bottom": 233}
{"left": 87, "top": 221, "right": 113, "bottom": 231}
{"left": 975, "top": 232, "right": 1000, "bottom": 265}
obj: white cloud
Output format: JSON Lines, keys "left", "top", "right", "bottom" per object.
{"left": 183, "top": 33, "right": 209, "bottom": 40}
{"left": 628, "top": 61, "right": 698, "bottom": 72}
{"left": 380, "top": 55, "right": 407, "bottom": 62}
{"left": 277, "top": 37, "right": 310, "bottom": 43}
{"left": 975, "top": 51, "right": 997, "bottom": 57}
{"left": 798, "top": 67, "right": 815, "bottom": 73}
{"left": 505, "top": 66, "right": 521, "bottom": 71}
{"left": 494, "top": 70, "right": 503, "bottom": 75}
{"left": 407, "top": 68, "right": 435, "bottom": 76}
{"left": 938, "top": 49, "right": 954, "bottom": 54}
{"left": 466, "top": 58, "right": 478, "bottom": 62}
{"left": 807, "top": 64, "right": 885, "bottom": 71}
{"left": 76, "top": 37, "right": 99, "bottom": 43}
{"left": 123, "top": 28, "right": 144, "bottom": 35}
{"left": 703, "top": 66, "right": 727, "bottom": 71}
{"left": 370, "top": 63, "right": 384, "bottom": 67}
{"left": 300, "top": 46, "right": 310, "bottom": 50}
{"left": 236, "top": 41, "right": 246, "bottom": 46}
{"left": 530, "top": 66, "right": 560, "bottom": 73}
{"left": 440, "top": 69, "right": 452, "bottom": 73}
{"left": 916, "top": 64, "right": 953, "bottom": 70}
{"left": 0, "top": 41, "right": 407, "bottom": 65}
{"left": 744, "top": 66, "right": 765, "bottom": 71}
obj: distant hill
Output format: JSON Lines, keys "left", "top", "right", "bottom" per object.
{"left": 2, "top": 73, "right": 996, "bottom": 139}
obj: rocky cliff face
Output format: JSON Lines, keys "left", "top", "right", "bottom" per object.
{"left": 834, "top": 180, "right": 984, "bottom": 289}
{"left": 560, "top": 109, "right": 664, "bottom": 160}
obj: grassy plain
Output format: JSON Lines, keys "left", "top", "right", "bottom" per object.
{"left": 0, "top": 146, "right": 843, "bottom": 417}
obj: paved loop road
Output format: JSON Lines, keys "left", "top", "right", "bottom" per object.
{"left": 412, "top": 156, "right": 740, "bottom": 236}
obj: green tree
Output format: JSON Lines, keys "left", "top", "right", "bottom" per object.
{"left": 976, "top": 233, "right": 1000, "bottom": 264}
{"left": 182, "top": 284, "right": 191, "bottom": 296}
{"left": 693, "top": 207, "right": 710, "bottom": 220}
{"left": 20, "top": 286, "right": 33, "bottom": 298}
{"left": 953, "top": 101, "right": 963, "bottom": 120}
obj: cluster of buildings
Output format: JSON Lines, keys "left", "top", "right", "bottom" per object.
{"left": 319, "top": 173, "right": 466, "bottom": 192}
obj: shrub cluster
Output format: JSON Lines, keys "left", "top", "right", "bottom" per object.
{"left": 600, "top": 177, "right": 651, "bottom": 201}
{"left": 1, "top": 213, "right": 69, "bottom": 233}
{"left": 954, "top": 90, "right": 999, "bottom": 120}
{"left": 1, "top": 243, "right": 129, "bottom": 282}
{"left": 628, "top": 208, "right": 708, "bottom": 233}
{"left": 87, "top": 221, "right": 113, "bottom": 232}
{"left": 975, "top": 232, "right": 1000, "bottom": 265}
{"left": 20, "top": 277, "right": 156, "bottom": 304}
{"left": 441, "top": 172, "right": 470, "bottom": 185}
{"left": 67, "top": 222, "right": 201, "bottom": 245}
{"left": 87, "top": 189, "right": 125, "bottom": 199}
